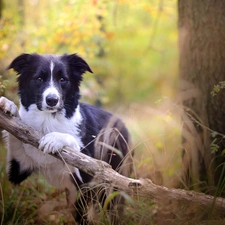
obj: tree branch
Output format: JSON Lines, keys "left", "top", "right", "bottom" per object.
{"left": 0, "top": 107, "right": 225, "bottom": 212}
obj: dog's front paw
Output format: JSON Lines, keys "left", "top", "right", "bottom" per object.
{"left": 39, "top": 132, "right": 81, "bottom": 154}
{"left": 0, "top": 96, "right": 19, "bottom": 117}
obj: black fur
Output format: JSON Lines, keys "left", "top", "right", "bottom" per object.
{"left": 8, "top": 159, "right": 32, "bottom": 185}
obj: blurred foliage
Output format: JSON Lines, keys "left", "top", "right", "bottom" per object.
{"left": 0, "top": 0, "right": 178, "bottom": 105}
{"left": 2, "top": 2, "right": 225, "bottom": 224}
{"left": 0, "top": 2, "right": 179, "bottom": 221}
{"left": 211, "top": 81, "right": 225, "bottom": 97}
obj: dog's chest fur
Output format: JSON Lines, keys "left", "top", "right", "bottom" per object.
{"left": 19, "top": 103, "right": 84, "bottom": 184}
{"left": 19, "top": 103, "right": 83, "bottom": 139}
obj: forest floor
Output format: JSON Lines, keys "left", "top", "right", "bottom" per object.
{"left": 35, "top": 187, "right": 225, "bottom": 225}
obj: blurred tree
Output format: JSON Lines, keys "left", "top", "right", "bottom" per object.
{"left": 0, "top": 0, "right": 178, "bottom": 105}
{"left": 0, "top": 0, "right": 2, "bottom": 19}
{"left": 178, "top": 0, "right": 225, "bottom": 194}
{"left": 18, "top": 0, "right": 24, "bottom": 26}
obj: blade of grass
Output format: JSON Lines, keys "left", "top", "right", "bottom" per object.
{"left": 0, "top": 182, "right": 4, "bottom": 225}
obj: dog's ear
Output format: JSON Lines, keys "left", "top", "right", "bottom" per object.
{"left": 61, "top": 54, "right": 93, "bottom": 76}
{"left": 7, "top": 53, "right": 33, "bottom": 74}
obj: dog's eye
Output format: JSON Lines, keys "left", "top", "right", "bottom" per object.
{"left": 59, "top": 77, "right": 67, "bottom": 83}
{"left": 36, "top": 77, "right": 43, "bottom": 82}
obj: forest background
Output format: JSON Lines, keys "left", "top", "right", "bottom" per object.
{"left": 2, "top": 0, "right": 223, "bottom": 225}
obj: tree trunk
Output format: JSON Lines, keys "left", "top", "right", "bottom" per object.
{"left": 178, "top": 0, "right": 225, "bottom": 193}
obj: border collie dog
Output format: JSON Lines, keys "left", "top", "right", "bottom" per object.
{"left": 0, "top": 53, "right": 133, "bottom": 224}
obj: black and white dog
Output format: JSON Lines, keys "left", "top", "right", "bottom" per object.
{"left": 0, "top": 53, "right": 133, "bottom": 224}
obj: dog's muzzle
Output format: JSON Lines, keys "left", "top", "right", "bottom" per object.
{"left": 42, "top": 86, "right": 62, "bottom": 112}
{"left": 46, "top": 94, "right": 59, "bottom": 107}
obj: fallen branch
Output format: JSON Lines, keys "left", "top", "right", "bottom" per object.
{"left": 0, "top": 108, "right": 225, "bottom": 213}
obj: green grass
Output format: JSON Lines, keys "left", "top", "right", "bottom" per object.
{"left": 1, "top": 166, "right": 37, "bottom": 224}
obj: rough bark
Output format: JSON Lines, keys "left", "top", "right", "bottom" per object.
{"left": 178, "top": 0, "right": 225, "bottom": 190}
{"left": 0, "top": 107, "right": 225, "bottom": 212}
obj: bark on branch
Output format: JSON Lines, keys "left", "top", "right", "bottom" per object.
{"left": 0, "top": 108, "right": 225, "bottom": 212}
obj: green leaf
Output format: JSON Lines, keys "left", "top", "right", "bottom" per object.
{"left": 221, "top": 149, "right": 225, "bottom": 155}
{"left": 210, "top": 139, "right": 219, "bottom": 154}
{"left": 211, "top": 132, "right": 218, "bottom": 138}
{"left": 103, "top": 191, "right": 134, "bottom": 210}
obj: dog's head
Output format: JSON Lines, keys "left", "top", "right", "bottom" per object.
{"left": 8, "top": 53, "right": 92, "bottom": 118}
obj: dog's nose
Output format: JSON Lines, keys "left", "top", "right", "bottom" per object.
{"left": 46, "top": 94, "right": 59, "bottom": 107}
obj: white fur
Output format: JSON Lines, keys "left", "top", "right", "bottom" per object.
{"left": 0, "top": 96, "right": 19, "bottom": 117}
{"left": 20, "top": 103, "right": 84, "bottom": 183}
{"left": 42, "top": 62, "right": 61, "bottom": 112}
{"left": 39, "top": 132, "right": 80, "bottom": 154}
{"left": 1, "top": 96, "right": 84, "bottom": 187}
{"left": 19, "top": 104, "right": 83, "bottom": 144}
{"left": 50, "top": 61, "right": 54, "bottom": 74}
{"left": 42, "top": 87, "right": 61, "bottom": 111}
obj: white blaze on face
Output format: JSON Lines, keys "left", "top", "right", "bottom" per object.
{"left": 42, "top": 61, "right": 61, "bottom": 111}
{"left": 50, "top": 60, "right": 54, "bottom": 75}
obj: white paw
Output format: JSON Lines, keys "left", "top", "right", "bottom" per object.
{"left": 39, "top": 132, "right": 81, "bottom": 154}
{"left": 0, "top": 96, "right": 19, "bottom": 117}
